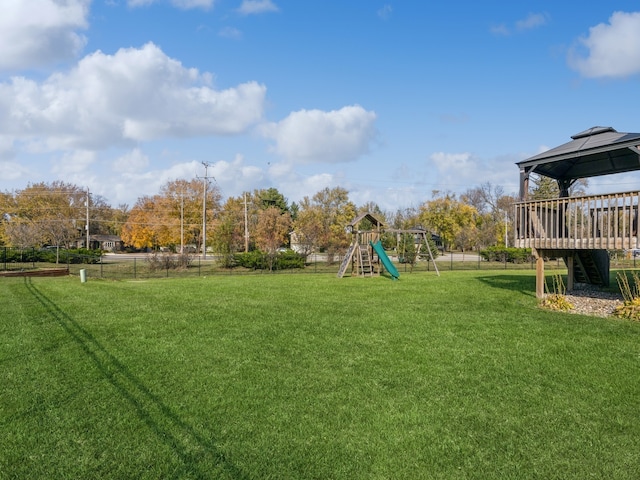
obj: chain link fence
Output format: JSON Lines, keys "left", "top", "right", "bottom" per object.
{"left": 6, "top": 246, "right": 636, "bottom": 281}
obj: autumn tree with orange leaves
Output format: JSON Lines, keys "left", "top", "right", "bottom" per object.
{"left": 120, "top": 179, "right": 221, "bottom": 251}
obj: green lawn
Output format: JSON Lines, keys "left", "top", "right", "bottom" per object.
{"left": 2, "top": 271, "right": 640, "bottom": 479}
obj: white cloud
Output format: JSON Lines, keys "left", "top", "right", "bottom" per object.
{"left": 261, "top": 105, "right": 378, "bottom": 164}
{"left": 490, "top": 24, "right": 510, "bottom": 36}
{"left": 0, "top": 161, "right": 28, "bottom": 181}
{"left": 113, "top": 148, "right": 150, "bottom": 173}
{"left": 0, "top": 135, "right": 15, "bottom": 159}
{"left": 430, "top": 151, "right": 474, "bottom": 173}
{"left": 171, "top": 0, "right": 214, "bottom": 8}
{"left": 0, "top": 43, "right": 266, "bottom": 151}
{"left": 377, "top": 5, "right": 392, "bottom": 20}
{"left": 52, "top": 150, "right": 96, "bottom": 175}
{"left": 568, "top": 11, "right": 640, "bottom": 78}
{"left": 237, "top": 0, "right": 278, "bottom": 15}
{"left": 109, "top": 160, "right": 204, "bottom": 205}
{"left": 219, "top": 27, "right": 243, "bottom": 40}
{"left": 515, "top": 13, "right": 549, "bottom": 32}
{"left": 491, "top": 12, "right": 548, "bottom": 36}
{"left": 427, "top": 151, "right": 520, "bottom": 197}
{"left": 128, "top": 0, "right": 215, "bottom": 8}
{"left": 0, "top": 0, "right": 89, "bottom": 71}
{"left": 211, "top": 154, "right": 265, "bottom": 193}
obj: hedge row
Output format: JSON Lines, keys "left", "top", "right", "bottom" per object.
{"left": 231, "top": 250, "right": 305, "bottom": 270}
{"left": 0, "top": 248, "right": 102, "bottom": 264}
{"left": 478, "top": 247, "right": 534, "bottom": 264}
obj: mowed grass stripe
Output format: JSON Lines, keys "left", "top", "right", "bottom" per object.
{"left": 2, "top": 271, "right": 640, "bottom": 479}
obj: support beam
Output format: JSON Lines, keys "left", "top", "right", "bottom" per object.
{"left": 536, "top": 256, "right": 545, "bottom": 299}
{"left": 566, "top": 253, "right": 574, "bottom": 291}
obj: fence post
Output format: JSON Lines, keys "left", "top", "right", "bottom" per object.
{"left": 134, "top": 257, "right": 137, "bottom": 279}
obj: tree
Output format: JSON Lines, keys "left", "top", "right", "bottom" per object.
{"left": 291, "top": 205, "right": 324, "bottom": 258}
{"left": 1, "top": 182, "right": 88, "bottom": 249}
{"left": 212, "top": 197, "right": 250, "bottom": 254}
{"left": 100, "top": 203, "right": 130, "bottom": 237}
{"left": 462, "top": 182, "right": 517, "bottom": 248}
{"left": 529, "top": 175, "right": 559, "bottom": 200}
{"left": 255, "top": 206, "right": 291, "bottom": 253}
{"left": 120, "top": 196, "right": 159, "bottom": 249}
{"left": 255, "top": 187, "right": 289, "bottom": 213}
{"left": 0, "top": 191, "right": 17, "bottom": 246}
{"left": 419, "top": 192, "right": 477, "bottom": 251}
{"left": 289, "top": 201, "right": 299, "bottom": 222}
{"left": 120, "top": 179, "right": 221, "bottom": 251}
{"left": 255, "top": 206, "right": 292, "bottom": 270}
{"left": 211, "top": 188, "right": 290, "bottom": 256}
{"left": 528, "top": 174, "right": 589, "bottom": 200}
{"left": 388, "top": 207, "right": 420, "bottom": 230}
{"left": 294, "top": 187, "right": 356, "bottom": 261}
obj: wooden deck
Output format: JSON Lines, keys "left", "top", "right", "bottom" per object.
{"left": 514, "top": 190, "right": 640, "bottom": 251}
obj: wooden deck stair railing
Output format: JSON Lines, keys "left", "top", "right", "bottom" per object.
{"left": 571, "top": 250, "right": 607, "bottom": 286}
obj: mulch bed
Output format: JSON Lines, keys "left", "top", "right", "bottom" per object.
{"left": 558, "top": 283, "right": 623, "bottom": 318}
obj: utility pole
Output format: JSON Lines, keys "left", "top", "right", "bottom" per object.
{"left": 180, "top": 191, "right": 184, "bottom": 254}
{"left": 86, "top": 187, "right": 90, "bottom": 249}
{"left": 199, "top": 162, "right": 215, "bottom": 259}
{"left": 504, "top": 211, "right": 508, "bottom": 247}
{"left": 244, "top": 192, "right": 249, "bottom": 253}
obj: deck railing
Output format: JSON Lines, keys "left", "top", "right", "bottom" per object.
{"left": 514, "top": 191, "right": 640, "bottom": 250}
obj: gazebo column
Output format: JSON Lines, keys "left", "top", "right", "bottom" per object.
{"left": 519, "top": 168, "right": 530, "bottom": 201}
{"left": 566, "top": 253, "right": 575, "bottom": 290}
{"left": 533, "top": 248, "right": 544, "bottom": 299}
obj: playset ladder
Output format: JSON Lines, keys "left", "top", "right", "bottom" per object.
{"left": 358, "top": 245, "right": 374, "bottom": 277}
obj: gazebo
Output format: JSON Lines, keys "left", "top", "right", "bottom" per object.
{"left": 515, "top": 126, "right": 640, "bottom": 297}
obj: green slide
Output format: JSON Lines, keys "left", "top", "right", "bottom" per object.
{"left": 370, "top": 240, "right": 400, "bottom": 280}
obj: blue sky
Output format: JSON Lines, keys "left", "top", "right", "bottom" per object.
{"left": 2, "top": 1, "right": 640, "bottom": 211}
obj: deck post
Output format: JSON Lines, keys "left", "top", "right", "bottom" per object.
{"left": 536, "top": 256, "right": 545, "bottom": 299}
{"left": 566, "top": 253, "right": 574, "bottom": 291}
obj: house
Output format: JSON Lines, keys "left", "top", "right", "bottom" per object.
{"left": 88, "top": 235, "right": 123, "bottom": 252}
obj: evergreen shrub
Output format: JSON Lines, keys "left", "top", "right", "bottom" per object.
{"left": 479, "top": 246, "right": 533, "bottom": 263}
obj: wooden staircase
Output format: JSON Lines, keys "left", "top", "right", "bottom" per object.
{"left": 566, "top": 250, "right": 610, "bottom": 286}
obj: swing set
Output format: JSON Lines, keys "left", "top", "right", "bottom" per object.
{"left": 336, "top": 213, "right": 439, "bottom": 279}
{"left": 390, "top": 228, "right": 440, "bottom": 275}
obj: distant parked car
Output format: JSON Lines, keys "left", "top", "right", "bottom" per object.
{"left": 630, "top": 249, "right": 640, "bottom": 257}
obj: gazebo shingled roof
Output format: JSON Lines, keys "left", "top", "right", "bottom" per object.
{"left": 516, "top": 126, "right": 640, "bottom": 198}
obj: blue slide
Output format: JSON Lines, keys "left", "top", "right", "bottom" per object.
{"left": 370, "top": 241, "right": 400, "bottom": 280}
